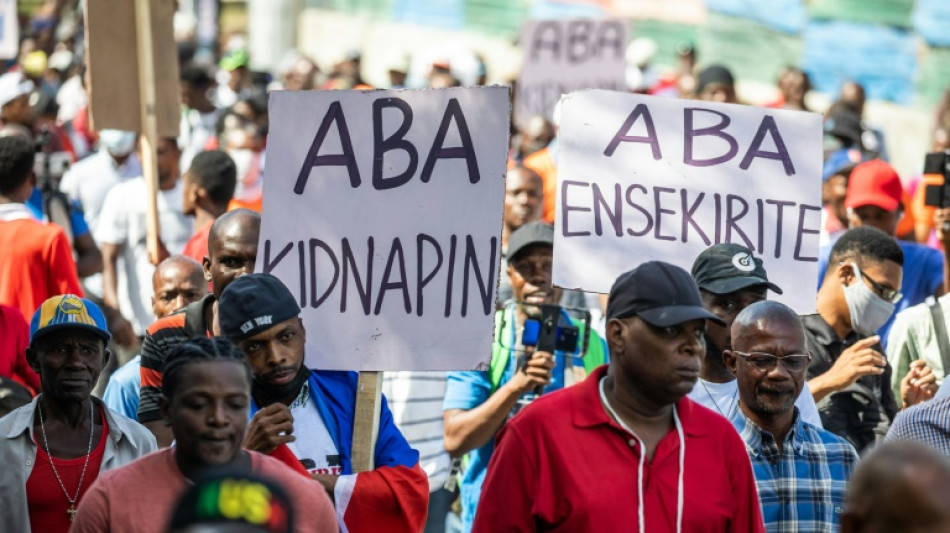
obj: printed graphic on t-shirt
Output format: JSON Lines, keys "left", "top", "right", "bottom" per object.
{"left": 286, "top": 389, "right": 342, "bottom": 475}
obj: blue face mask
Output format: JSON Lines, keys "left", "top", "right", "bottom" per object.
{"left": 843, "top": 262, "right": 895, "bottom": 336}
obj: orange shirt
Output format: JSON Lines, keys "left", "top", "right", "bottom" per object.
{"left": 0, "top": 215, "right": 83, "bottom": 320}
{"left": 523, "top": 147, "right": 558, "bottom": 224}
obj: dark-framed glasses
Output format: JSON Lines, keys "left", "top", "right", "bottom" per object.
{"left": 734, "top": 351, "right": 811, "bottom": 373}
{"left": 858, "top": 270, "right": 902, "bottom": 303}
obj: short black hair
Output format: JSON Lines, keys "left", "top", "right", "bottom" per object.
{"left": 180, "top": 65, "right": 213, "bottom": 88}
{"left": 0, "top": 135, "right": 35, "bottom": 195}
{"left": 188, "top": 150, "right": 237, "bottom": 207}
{"left": 826, "top": 226, "right": 904, "bottom": 279}
{"left": 162, "top": 337, "right": 251, "bottom": 402}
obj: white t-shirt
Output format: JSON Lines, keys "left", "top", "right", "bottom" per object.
{"left": 688, "top": 378, "right": 824, "bottom": 428}
{"left": 60, "top": 150, "right": 143, "bottom": 234}
{"left": 286, "top": 383, "right": 342, "bottom": 476}
{"left": 95, "top": 177, "right": 192, "bottom": 335}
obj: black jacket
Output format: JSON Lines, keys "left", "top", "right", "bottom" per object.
{"left": 802, "top": 313, "right": 898, "bottom": 452}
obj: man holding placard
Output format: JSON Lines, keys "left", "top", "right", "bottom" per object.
{"left": 217, "top": 273, "right": 428, "bottom": 533}
{"left": 257, "top": 85, "right": 511, "bottom": 533}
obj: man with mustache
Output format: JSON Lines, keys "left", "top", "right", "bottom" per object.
{"left": 443, "top": 222, "right": 606, "bottom": 532}
{"left": 688, "top": 243, "right": 822, "bottom": 426}
{"left": 217, "top": 273, "right": 428, "bottom": 533}
{"left": 724, "top": 301, "right": 858, "bottom": 532}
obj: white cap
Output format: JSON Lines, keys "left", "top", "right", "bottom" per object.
{"left": 0, "top": 72, "right": 34, "bottom": 108}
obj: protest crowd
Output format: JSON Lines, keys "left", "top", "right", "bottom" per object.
{"left": 5, "top": 1, "right": 950, "bottom": 533}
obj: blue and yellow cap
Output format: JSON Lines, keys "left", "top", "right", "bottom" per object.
{"left": 30, "top": 294, "right": 111, "bottom": 345}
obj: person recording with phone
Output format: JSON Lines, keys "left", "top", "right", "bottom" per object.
{"left": 442, "top": 222, "right": 606, "bottom": 533}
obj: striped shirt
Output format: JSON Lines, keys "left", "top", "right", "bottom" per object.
{"left": 886, "top": 396, "right": 950, "bottom": 456}
{"left": 382, "top": 371, "right": 451, "bottom": 492}
{"left": 137, "top": 294, "right": 213, "bottom": 423}
{"left": 732, "top": 409, "right": 859, "bottom": 533}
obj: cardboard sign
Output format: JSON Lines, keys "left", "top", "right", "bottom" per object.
{"left": 259, "top": 87, "right": 510, "bottom": 371}
{"left": 0, "top": 0, "right": 18, "bottom": 60}
{"left": 554, "top": 90, "right": 823, "bottom": 313}
{"left": 515, "top": 19, "right": 628, "bottom": 128}
{"left": 84, "top": 0, "right": 180, "bottom": 136}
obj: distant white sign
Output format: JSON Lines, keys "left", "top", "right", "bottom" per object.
{"left": 0, "top": 0, "right": 18, "bottom": 60}
{"left": 515, "top": 19, "right": 628, "bottom": 128}
{"left": 554, "top": 90, "right": 823, "bottom": 313}
{"left": 260, "top": 87, "right": 509, "bottom": 371}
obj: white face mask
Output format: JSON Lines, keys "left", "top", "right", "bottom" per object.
{"left": 99, "top": 129, "right": 137, "bottom": 158}
{"left": 228, "top": 148, "right": 254, "bottom": 183}
{"left": 843, "top": 262, "right": 896, "bottom": 336}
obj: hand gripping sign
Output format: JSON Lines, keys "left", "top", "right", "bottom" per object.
{"left": 554, "top": 90, "right": 823, "bottom": 313}
{"left": 259, "top": 87, "right": 510, "bottom": 371}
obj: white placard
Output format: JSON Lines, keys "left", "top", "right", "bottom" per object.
{"left": 0, "top": 0, "right": 18, "bottom": 60}
{"left": 515, "top": 19, "right": 628, "bottom": 128}
{"left": 554, "top": 90, "right": 823, "bottom": 313}
{"left": 259, "top": 87, "right": 509, "bottom": 371}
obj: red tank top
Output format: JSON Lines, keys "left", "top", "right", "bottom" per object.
{"left": 26, "top": 406, "right": 110, "bottom": 532}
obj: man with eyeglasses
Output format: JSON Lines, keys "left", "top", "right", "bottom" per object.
{"left": 688, "top": 243, "right": 822, "bottom": 427}
{"left": 805, "top": 226, "right": 914, "bottom": 451}
{"left": 725, "top": 300, "right": 858, "bottom": 532}
{"left": 814, "top": 159, "right": 946, "bottom": 348}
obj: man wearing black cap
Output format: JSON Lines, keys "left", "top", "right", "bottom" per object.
{"left": 473, "top": 261, "right": 764, "bottom": 532}
{"left": 688, "top": 243, "right": 822, "bottom": 426}
{"left": 442, "top": 221, "right": 606, "bottom": 533}
{"left": 0, "top": 295, "right": 156, "bottom": 533}
{"left": 216, "top": 273, "right": 428, "bottom": 533}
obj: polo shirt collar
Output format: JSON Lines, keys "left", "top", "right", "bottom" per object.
{"left": 573, "top": 365, "right": 709, "bottom": 437}
{"left": 801, "top": 314, "right": 839, "bottom": 345}
{"left": 0, "top": 203, "right": 37, "bottom": 222}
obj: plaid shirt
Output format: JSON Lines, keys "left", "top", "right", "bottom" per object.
{"left": 732, "top": 409, "right": 859, "bottom": 533}
{"left": 886, "top": 396, "right": 950, "bottom": 455}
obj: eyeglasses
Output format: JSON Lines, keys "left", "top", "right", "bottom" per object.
{"left": 858, "top": 270, "right": 902, "bottom": 303}
{"left": 734, "top": 351, "right": 811, "bottom": 373}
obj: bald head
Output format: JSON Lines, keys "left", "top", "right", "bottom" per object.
{"left": 205, "top": 209, "right": 260, "bottom": 297}
{"left": 151, "top": 255, "right": 207, "bottom": 319}
{"left": 208, "top": 208, "right": 261, "bottom": 252}
{"left": 731, "top": 300, "right": 805, "bottom": 352}
{"left": 842, "top": 441, "right": 950, "bottom": 533}
{"left": 724, "top": 300, "right": 808, "bottom": 419}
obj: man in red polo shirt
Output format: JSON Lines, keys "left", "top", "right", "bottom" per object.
{"left": 473, "top": 261, "right": 765, "bottom": 532}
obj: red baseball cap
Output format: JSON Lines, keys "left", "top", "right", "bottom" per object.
{"left": 844, "top": 159, "right": 902, "bottom": 212}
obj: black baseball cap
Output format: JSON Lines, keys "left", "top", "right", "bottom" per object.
{"left": 507, "top": 221, "right": 554, "bottom": 263}
{"left": 606, "top": 261, "right": 725, "bottom": 327}
{"left": 218, "top": 273, "right": 301, "bottom": 341}
{"left": 691, "top": 243, "right": 782, "bottom": 296}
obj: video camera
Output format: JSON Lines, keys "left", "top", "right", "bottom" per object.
{"left": 521, "top": 303, "right": 590, "bottom": 355}
{"left": 34, "top": 125, "right": 71, "bottom": 187}
{"left": 923, "top": 150, "right": 950, "bottom": 208}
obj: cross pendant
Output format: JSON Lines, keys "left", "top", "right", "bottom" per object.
{"left": 67, "top": 505, "right": 77, "bottom": 522}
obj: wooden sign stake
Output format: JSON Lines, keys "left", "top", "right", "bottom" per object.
{"left": 351, "top": 371, "right": 382, "bottom": 472}
{"left": 134, "top": 0, "right": 162, "bottom": 265}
